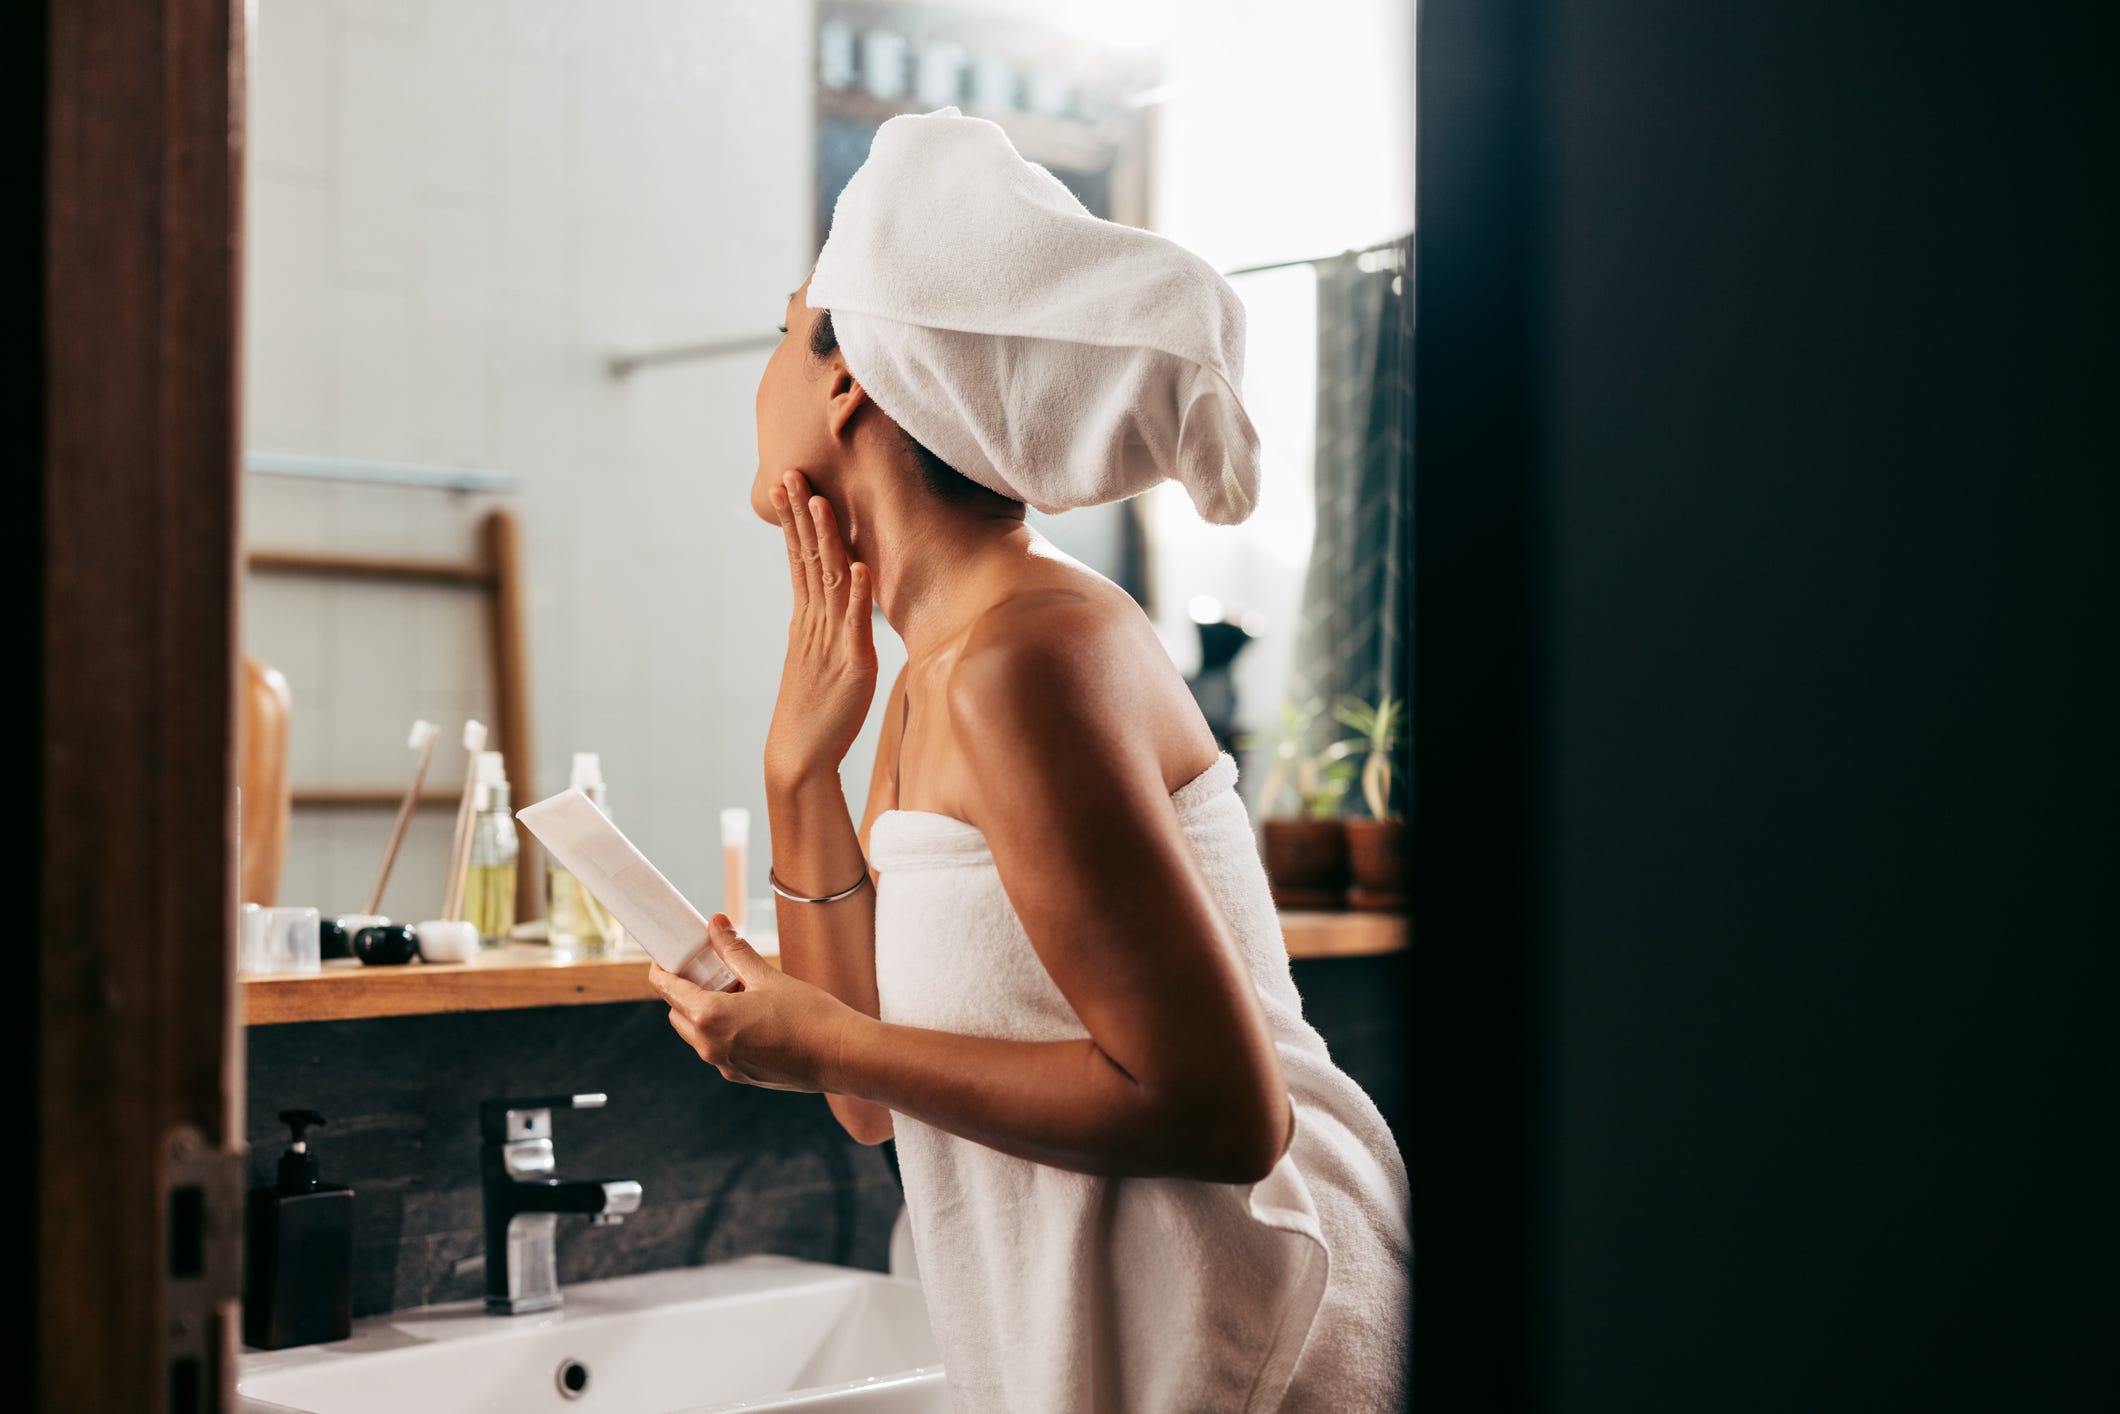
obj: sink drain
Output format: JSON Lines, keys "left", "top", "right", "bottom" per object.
{"left": 556, "top": 1358, "right": 591, "bottom": 1400}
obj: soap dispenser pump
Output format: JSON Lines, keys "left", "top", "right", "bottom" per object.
{"left": 243, "top": 1108, "right": 354, "bottom": 1350}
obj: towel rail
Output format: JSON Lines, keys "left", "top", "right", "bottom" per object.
{"left": 1220, "top": 233, "right": 1410, "bottom": 280}
{"left": 246, "top": 452, "right": 518, "bottom": 495}
{"left": 601, "top": 235, "right": 1412, "bottom": 378}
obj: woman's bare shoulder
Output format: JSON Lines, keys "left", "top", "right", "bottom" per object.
{"left": 949, "top": 568, "right": 1215, "bottom": 791}
{"left": 959, "top": 567, "right": 1148, "bottom": 674}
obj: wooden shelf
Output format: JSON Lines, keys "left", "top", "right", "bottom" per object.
{"left": 243, "top": 912, "right": 1409, "bottom": 1026}
{"left": 241, "top": 944, "right": 729, "bottom": 1025}
{"left": 1280, "top": 910, "right": 1410, "bottom": 960}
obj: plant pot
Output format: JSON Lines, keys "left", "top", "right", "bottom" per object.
{"left": 1343, "top": 817, "right": 1407, "bottom": 912}
{"left": 1261, "top": 817, "right": 1350, "bottom": 910}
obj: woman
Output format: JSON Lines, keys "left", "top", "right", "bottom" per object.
{"left": 648, "top": 108, "right": 1409, "bottom": 1411}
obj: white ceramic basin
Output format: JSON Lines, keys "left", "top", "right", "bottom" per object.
{"left": 237, "top": 1255, "right": 948, "bottom": 1413}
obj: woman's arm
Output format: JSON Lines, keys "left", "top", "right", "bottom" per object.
{"left": 828, "top": 1017, "right": 1285, "bottom": 1183}
{"left": 754, "top": 465, "right": 894, "bottom": 1145}
{"left": 768, "top": 663, "right": 901, "bottom": 1147}
{"left": 821, "top": 607, "right": 1295, "bottom": 1184}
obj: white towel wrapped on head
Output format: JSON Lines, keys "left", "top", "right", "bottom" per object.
{"left": 806, "top": 105, "right": 1263, "bottom": 526}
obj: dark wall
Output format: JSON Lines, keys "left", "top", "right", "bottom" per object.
{"left": 1413, "top": 1, "right": 2117, "bottom": 1410}
{"left": 245, "top": 1003, "right": 905, "bottom": 1318}
{"left": 1295, "top": 952, "right": 1411, "bottom": 1171}
{"left": 246, "top": 972, "right": 1405, "bottom": 1320}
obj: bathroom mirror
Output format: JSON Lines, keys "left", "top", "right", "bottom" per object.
{"left": 239, "top": 0, "right": 1412, "bottom": 982}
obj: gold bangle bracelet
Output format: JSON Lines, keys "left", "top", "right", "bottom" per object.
{"left": 767, "top": 861, "right": 872, "bottom": 904}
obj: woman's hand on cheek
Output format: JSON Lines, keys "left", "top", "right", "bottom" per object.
{"left": 764, "top": 467, "right": 878, "bottom": 786}
{"left": 647, "top": 914, "right": 853, "bottom": 1094}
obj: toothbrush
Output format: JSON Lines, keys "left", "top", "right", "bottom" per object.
{"left": 440, "top": 719, "right": 489, "bottom": 923}
{"left": 362, "top": 719, "right": 439, "bottom": 917}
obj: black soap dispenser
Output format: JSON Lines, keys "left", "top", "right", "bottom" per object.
{"left": 243, "top": 1108, "right": 354, "bottom": 1350}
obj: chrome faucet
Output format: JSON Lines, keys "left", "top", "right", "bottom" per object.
{"left": 479, "top": 1092, "right": 643, "bottom": 1314}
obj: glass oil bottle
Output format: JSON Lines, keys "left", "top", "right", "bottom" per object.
{"left": 465, "top": 750, "right": 517, "bottom": 948}
{"left": 548, "top": 752, "right": 620, "bottom": 960}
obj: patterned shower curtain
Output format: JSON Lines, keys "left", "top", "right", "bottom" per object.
{"left": 1290, "top": 235, "right": 1412, "bottom": 813}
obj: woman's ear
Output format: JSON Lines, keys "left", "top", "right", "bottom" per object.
{"left": 825, "top": 367, "right": 868, "bottom": 447}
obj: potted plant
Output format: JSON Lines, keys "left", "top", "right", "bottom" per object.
{"left": 1333, "top": 691, "right": 1406, "bottom": 911}
{"left": 1240, "top": 698, "right": 1360, "bottom": 910}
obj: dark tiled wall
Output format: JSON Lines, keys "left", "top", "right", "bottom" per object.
{"left": 244, "top": 957, "right": 1408, "bottom": 1321}
{"left": 244, "top": 1001, "right": 906, "bottom": 1318}
{"left": 1293, "top": 951, "right": 1412, "bottom": 1171}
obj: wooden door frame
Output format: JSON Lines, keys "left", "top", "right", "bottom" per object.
{"left": 36, "top": 0, "right": 247, "bottom": 1408}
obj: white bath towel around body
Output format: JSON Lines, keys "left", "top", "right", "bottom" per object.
{"left": 870, "top": 750, "right": 1412, "bottom": 1411}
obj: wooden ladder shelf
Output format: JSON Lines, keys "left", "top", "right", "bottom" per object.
{"left": 245, "top": 506, "right": 540, "bottom": 920}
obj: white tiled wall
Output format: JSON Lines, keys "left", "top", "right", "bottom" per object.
{"left": 240, "top": 0, "right": 1370, "bottom": 920}
{"left": 241, "top": 0, "right": 897, "bottom": 921}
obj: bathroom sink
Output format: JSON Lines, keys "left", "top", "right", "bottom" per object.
{"left": 237, "top": 1255, "right": 947, "bottom": 1413}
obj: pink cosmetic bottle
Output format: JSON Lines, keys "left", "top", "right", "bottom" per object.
{"left": 721, "top": 808, "right": 749, "bottom": 933}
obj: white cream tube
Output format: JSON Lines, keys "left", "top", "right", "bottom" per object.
{"left": 517, "top": 788, "right": 737, "bottom": 992}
